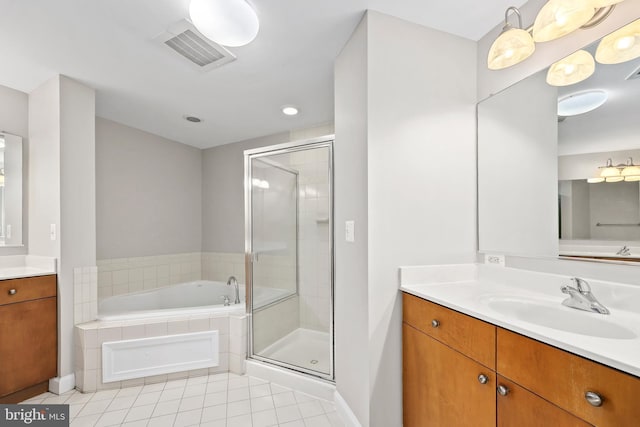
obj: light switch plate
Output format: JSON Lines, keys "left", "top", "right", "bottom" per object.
{"left": 50, "top": 223, "right": 57, "bottom": 241}
{"left": 345, "top": 220, "right": 355, "bottom": 243}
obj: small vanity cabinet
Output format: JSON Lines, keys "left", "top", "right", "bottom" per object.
{"left": 402, "top": 293, "right": 640, "bottom": 427}
{"left": 0, "top": 275, "right": 57, "bottom": 403}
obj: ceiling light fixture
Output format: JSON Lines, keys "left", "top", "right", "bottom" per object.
{"left": 557, "top": 90, "right": 607, "bottom": 116}
{"left": 595, "top": 19, "right": 640, "bottom": 64}
{"left": 546, "top": 50, "right": 596, "bottom": 86}
{"left": 588, "top": 158, "right": 640, "bottom": 183}
{"left": 282, "top": 106, "right": 299, "bottom": 116}
{"left": 533, "top": 0, "right": 596, "bottom": 43}
{"left": 487, "top": 7, "right": 535, "bottom": 70}
{"left": 189, "top": 0, "right": 259, "bottom": 47}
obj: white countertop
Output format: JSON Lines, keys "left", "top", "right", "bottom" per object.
{"left": 0, "top": 255, "right": 56, "bottom": 280}
{"left": 399, "top": 264, "right": 640, "bottom": 378}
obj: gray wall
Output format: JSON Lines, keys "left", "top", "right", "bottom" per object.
{"left": 335, "top": 11, "right": 477, "bottom": 426}
{"left": 96, "top": 118, "right": 202, "bottom": 259}
{"left": 201, "top": 132, "right": 289, "bottom": 254}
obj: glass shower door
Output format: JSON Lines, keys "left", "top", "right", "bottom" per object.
{"left": 245, "top": 139, "right": 334, "bottom": 380}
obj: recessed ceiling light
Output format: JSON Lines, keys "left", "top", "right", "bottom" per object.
{"left": 557, "top": 90, "right": 608, "bottom": 117}
{"left": 184, "top": 115, "right": 202, "bottom": 123}
{"left": 282, "top": 105, "right": 299, "bottom": 116}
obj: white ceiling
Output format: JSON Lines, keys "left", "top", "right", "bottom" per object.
{"left": 0, "top": 0, "right": 524, "bottom": 148}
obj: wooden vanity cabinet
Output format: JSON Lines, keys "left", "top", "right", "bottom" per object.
{"left": 403, "top": 292, "right": 640, "bottom": 427}
{"left": 0, "top": 275, "right": 57, "bottom": 403}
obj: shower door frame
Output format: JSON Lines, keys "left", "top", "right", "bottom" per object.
{"left": 244, "top": 135, "right": 335, "bottom": 382}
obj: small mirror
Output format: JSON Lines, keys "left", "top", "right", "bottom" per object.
{"left": 0, "top": 133, "right": 23, "bottom": 246}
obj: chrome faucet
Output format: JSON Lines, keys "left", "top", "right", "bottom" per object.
{"left": 560, "top": 277, "right": 610, "bottom": 315}
{"left": 616, "top": 245, "right": 631, "bottom": 256}
{"left": 227, "top": 276, "right": 240, "bottom": 304}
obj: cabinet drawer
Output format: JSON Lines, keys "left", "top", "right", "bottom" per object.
{"left": 0, "top": 275, "right": 56, "bottom": 306}
{"left": 498, "top": 328, "right": 640, "bottom": 427}
{"left": 403, "top": 293, "right": 496, "bottom": 369}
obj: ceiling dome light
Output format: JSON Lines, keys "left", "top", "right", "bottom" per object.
{"left": 282, "top": 106, "right": 299, "bottom": 116}
{"left": 595, "top": 19, "right": 640, "bottom": 64}
{"left": 546, "top": 50, "right": 595, "bottom": 86}
{"left": 189, "top": 0, "right": 259, "bottom": 47}
{"left": 533, "top": 0, "right": 596, "bottom": 42}
{"left": 488, "top": 7, "right": 535, "bottom": 70}
{"left": 557, "top": 90, "right": 607, "bottom": 116}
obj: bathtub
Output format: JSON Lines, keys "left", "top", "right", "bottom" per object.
{"left": 98, "top": 280, "right": 294, "bottom": 320}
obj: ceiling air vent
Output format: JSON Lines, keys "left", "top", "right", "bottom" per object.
{"left": 626, "top": 65, "right": 640, "bottom": 80}
{"left": 156, "top": 20, "right": 236, "bottom": 71}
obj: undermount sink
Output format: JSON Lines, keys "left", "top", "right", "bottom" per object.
{"left": 483, "top": 296, "right": 637, "bottom": 340}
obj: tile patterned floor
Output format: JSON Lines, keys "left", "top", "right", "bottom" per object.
{"left": 20, "top": 373, "right": 344, "bottom": 427}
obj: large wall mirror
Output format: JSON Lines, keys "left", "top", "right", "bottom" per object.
{"left": 478, "top": 19, "right": 640, "bottom": 262}
{"left": 0, "top": 133, "right": 23, "bottom": 247}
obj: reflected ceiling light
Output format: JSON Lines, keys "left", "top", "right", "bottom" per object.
{"left": 533, "top": 0, "right": 596, "bottom": 42}
{"left": 282, "top": 105, "right": 299, "bottom": 116}
{"left": 189, "top": 0, "right": 259, "bottom": 47}
{"left": 487, "top": 7, "right": 535, "bottom": 70}
{"left": 595, "top": 19, "right": 640, "bottom": 64}
{"left": 557, "top": 90, "right": 607, "bottom": 116}
{"left": 251, "top": 178, "right": 270, "bottom": 189}
{"left": 546, "top": 50, "right": 595, "bottom": 86}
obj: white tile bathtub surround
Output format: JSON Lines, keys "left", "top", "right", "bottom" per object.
{"left": 73, "top": 266, "right": 98, "bottom": 324}
{"left": 399, "top": 263, "right": 640, "bottom": 377}
{"left": 75, "top": 312, "right": 248, "bottom": 392}
{"left": 21, "top": 372, "right": 344, "bottom": 427}
{"left": 97, "top": 252, "right": 202, "bottom": 299}
{"left": 201, "top": 252, "right": 246, "bottom": 284}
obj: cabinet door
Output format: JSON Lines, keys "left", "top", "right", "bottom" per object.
{"left": 0, "top": 297, "right": 57, "bottom": 397}
{"left": 497, "top": 376, "right": 592, "bottom": 427}
{"left": 403, "top": 323, "right": 495, "bottom": 427}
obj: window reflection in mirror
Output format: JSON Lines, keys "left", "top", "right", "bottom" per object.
{"left": 0, "top": 133, "right": 23, "bottom": 246}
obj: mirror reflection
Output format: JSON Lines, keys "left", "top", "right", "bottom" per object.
{"left": 0, "top": 133, "right": 23, "bottom": 247}
{"left": 478, "top": 21, "right": 640, "bottom": 262}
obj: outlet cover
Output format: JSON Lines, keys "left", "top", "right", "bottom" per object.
{"left": 485, "top": 254, "right": 505, "bottom": 267}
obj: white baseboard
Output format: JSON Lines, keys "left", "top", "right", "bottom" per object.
{"left": 49, "top": 373, "right": 75, "bottom": 395}
{"left": 334, "top": 391, "right": 362, "bottom": 427}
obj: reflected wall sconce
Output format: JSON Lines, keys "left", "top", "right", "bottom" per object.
{"left": 488, "top": 1, "right": 625, "bottom": 71}
{"left": 189, "top": 0, "right": 259, "bottom": 47}
{"left": 588, "top": 158, "right": 640, "bottom": 183}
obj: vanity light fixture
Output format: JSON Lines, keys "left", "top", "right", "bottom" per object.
{"left": 487, "top": 7, "right": 535, "bottom": 70}
{"left": 588, "top": 158, "right": 640, "bottom": 183}
{"left": 595, "top": 19, "right": 640, "bottom": 64}
{"left": 547, "top": 50, "right": 596, "bottom": 86}
{"left": 557, "top": 90, "right": 607, "bottom": 116}
{"left": 533, "top": 0, "right": 596, "bottom": 43}
{"left": 189, "top": 0, "right": 259, "bottom": 47}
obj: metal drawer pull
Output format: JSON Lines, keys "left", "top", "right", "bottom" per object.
{"left": 8, "top": 289, "right": 17, "bottom": 295}
{"left": 478, "top": 374, "right": 489, "bottom": 384}
{"left": 431, "top": 319, "right": 440, "bottom": 328}
{"left": 585, "top": 391, "right": 603, "bottom": 407}
{"left": 497, "top": 385, "right": 510, "bottom": 396}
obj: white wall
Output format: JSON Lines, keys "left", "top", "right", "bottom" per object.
{"left": 96, "top": 118, "right": 202, "bottom": 259}
{"left": 335, "top": 11, "right": 477, "bottom": 426}
{"left": 334, "top": 14, "right": 370, "bottom": 426}
{"left": 0, "top": 84, "right": 28, "bottom": 254}
{"left": 478, "top": 71, "right": 558, "bottom": 257}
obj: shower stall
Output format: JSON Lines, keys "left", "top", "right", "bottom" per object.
{"left": 244, "top": 137, "right": 334, "bottom": 381}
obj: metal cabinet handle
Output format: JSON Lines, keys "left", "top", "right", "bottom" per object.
{"left": 8, "top": 289, "right": 16, "bottom": 295}
{"left": 478, "top": 374, "right": 489, "bottom": 384}
{"left": 497, "top": 385, "right": 510, "bottom": 396}
{"left": 431, "top": 319, "right": 440, "bottom": 328}
{"left": 585, "top": 391, "right": 603, "bottom": 407}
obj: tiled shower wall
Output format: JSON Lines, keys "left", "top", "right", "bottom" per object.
{"left": 74, "top": 266, "right": 98, "bottom": 324}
